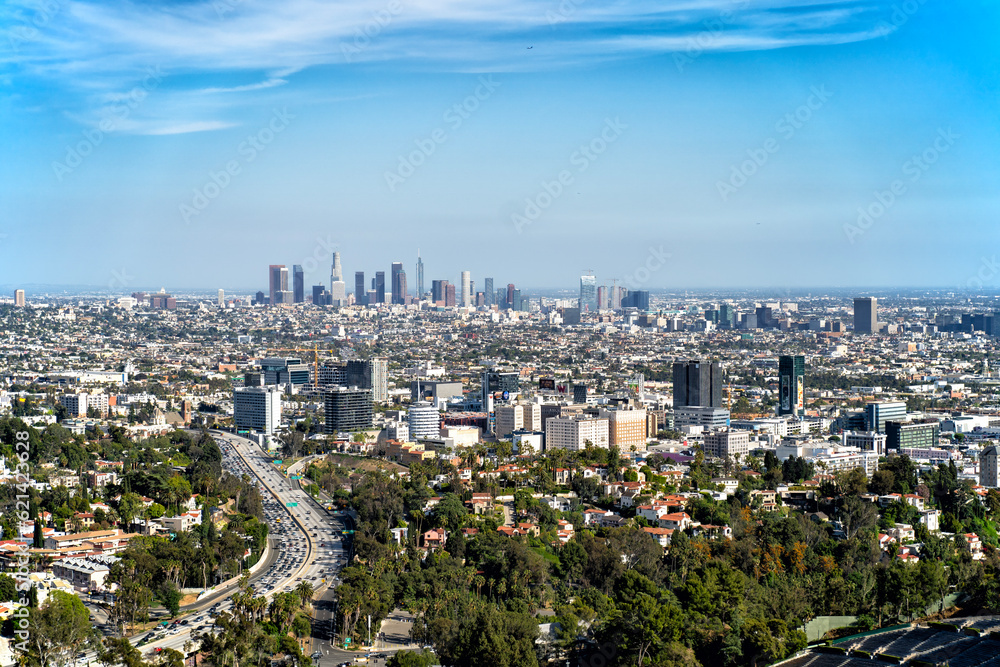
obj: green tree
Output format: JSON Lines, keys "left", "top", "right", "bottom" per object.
{"left": 25, "top": 590, "right": 93, "bottom": 667}
{"left": 387, "top": 650, "right": 437, "bottom": 667}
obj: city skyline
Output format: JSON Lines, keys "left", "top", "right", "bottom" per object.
{"left": 2, "top": 2, "right": 998, "bottom": 289}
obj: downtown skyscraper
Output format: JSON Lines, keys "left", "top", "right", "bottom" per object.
{"left": 416, "top": 252, "right": 424, "bottom": 300}
{"left": 355, "top": 271, "right": 366, "bottom": 306}
{"left": 391, "top": 262, "right": 407, "bottom": 305}
{"left": 292, "top": 265, "right": 304, "bottom": 303}
{"left": 461, "top": 270, "right": 471, "bottom": 307}
{"left": 484, "top": 277, "right": 494, "bottom": 306}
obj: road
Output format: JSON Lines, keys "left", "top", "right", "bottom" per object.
{"left": 75, "top": 431, "right": 422, "bottom": 667}
{"left": 132, "top": 430, "right": 349, "bottom": 660}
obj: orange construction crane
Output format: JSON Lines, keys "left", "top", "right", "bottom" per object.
{"left": 264, "top": 343, "right": 323, "bottom": 387}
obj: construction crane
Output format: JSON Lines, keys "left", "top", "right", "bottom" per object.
{"left": 264, "top": 343, "right": 322, "bottom": 387}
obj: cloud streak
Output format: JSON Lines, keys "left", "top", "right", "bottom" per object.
{"left": 2, "top": 0, "right": 897, "bottom": 131}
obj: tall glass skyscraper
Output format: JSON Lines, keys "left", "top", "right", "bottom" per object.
{"left": 580, "top": 274, "right": 597, "bottom": 311}
{"left": 484, "top": 277, "right": 494, "bottom": 306}
{"left": 375, "top": 271, "right": 385, "bottom": 303}
{"left": 355, "top": 271, "right": 366, "bottom": 305}
{"left": 854, "top": 297, "right": 877, "bottom": 334}
{"left": 292, "top": 265, "right": 304, "bottom": 303}
{"left": 416, "top": 253, "right": 424, "bottom": 299}
{"left": 777, "top": 355, "right": 805, "bottom": 416}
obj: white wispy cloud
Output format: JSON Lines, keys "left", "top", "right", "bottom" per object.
{"left": 141, "top": 120, "right": 240, "bottom": 135}
{"left": 196, "top": 78, "right": 287, "bottom": 94}
{"left": 2, "top": 0, "right": 898, "bottom": 130}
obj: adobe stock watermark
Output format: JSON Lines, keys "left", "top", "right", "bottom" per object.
{"left": 546, "top": 0, "right": 585, "bottom": 25}
{"left": 180, "top": 108, "right": 295, "bottom": 223}
{"left": 340, "top": 0, "right": 402, "bottom": 62}
{"left": 108, "top": 268, "right": 134, "bottom": 291}
{"left": 958, "top": 255, "right": 999, "bottom": 291}
{"left": 52, "top": 67, "right": 164, "bottom": 182}
{"left": 622, "top": 245, "right": 672, "bottom": 289}
{"left": 674, "top": 0, "right": 751, "bottom": 72}
{"left": 717, "top": 85, "right": 832, "bottom": 201}
{"left": 384, "top": 76, "right": 500, "bottom": 192}
{"left": 874, "top": 0, "right": 928, "bottom": 38}
{"left": 511, "top": 117, "right": 627, "bottom": 234}
{"left": 7, "top": 0, "right": 62, "bottom": 52}
{"left": 213, "top": 0, "right": 247, "bottom": 19}
{"left": 844, "top": 127, "right": 958, "bottom": 244}
{"left": 297, "top": 235, "right": 340, "bottom": 277}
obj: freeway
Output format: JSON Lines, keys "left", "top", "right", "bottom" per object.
{"left": 133, "top": 431, "right": 350, "bottom": 659}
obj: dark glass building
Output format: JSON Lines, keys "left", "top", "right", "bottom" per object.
{"left": 672, "top": 360, "right": 722, "bottom": 408}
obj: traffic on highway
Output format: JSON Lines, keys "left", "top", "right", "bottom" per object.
{"left": 130, "top": 430, "right": 352, "bottom": 659}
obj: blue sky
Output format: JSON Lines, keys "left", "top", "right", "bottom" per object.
{"left": 1, "top": 0, "right": 998, "bottom": 292}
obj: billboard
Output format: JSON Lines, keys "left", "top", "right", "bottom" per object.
{"left": 796, "top": 375, "right": 805, "bottom": 411}
{"left": 539, "top": 377, "right": 556, "bottom": 390}
{"left": 780, "top": 375, "right": 791, "bottom": 412}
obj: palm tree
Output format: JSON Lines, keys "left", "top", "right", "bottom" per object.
{"left": 294, "top": 581, "right": 315, "bottom": 609}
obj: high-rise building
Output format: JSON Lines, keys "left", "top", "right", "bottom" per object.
{"left": 621, "top": 290, "right": 650, "bottom": 310}
{"left": 602, "top": 408, "right": 648, "bottom": 452}
{"left": 312, "top": 285, "right": 331, "bottom": 306}
{"left": 14, "top": 289, "right": 25, "bottom": 307}
{"left": 331, "top": 251, "right": 343, "bottom": 286}
{"left": 346, "top": 357, "right": 388, "bottom": 403}
{"left": 260, "top": 357, "right": 311, "bottom": 386}
{"left": 375, "top": 271, "right": 386, "bottom": 303}
{"left": 597, "top": 286, "right": 608, "bottom": 310}
{"left": 777, "top": 355, "right": 805, "bottom": 417}
{"left": 323, "top": 386, "right": 373, "bottom": 434}
{"left": 573, "top": 384, "right": 588, "bottom": 404}
{"left": 416, "top": 253, "right": 424, "bottom": 299}
{"left": 495, "top": 405, "right": 525, "bottom": 439}
{"left": 217, "top": 289, "right": 225, "bottom": 307}
{"left": 506, "top": 284, "right": 515, "bottom": 307}
{"left": 482, "top": 369, "right": 520, "bottom": 419}
{"left": 391, "top": 262, "right": 405, "bottom": 305}
{"left": 844, "top": 431, "right": 887, "bottom": 457}
{"left": 719, "top": 304, "right": 735, "bottom": 328}
{"left": 484, "top": 278, "right": 494, "bottom": 306}
{"left": 461, "top": 270, "right": 471, "bottom": 307}
{"left": 703, "top": 428, "right": 750, "bottom": 462}
{"left": 445, "top": 283, "right": 456, "bottom": 307}
{"left": 354, "top": 272, "right": 366, "bottom": 305}
{"left": 886, "top": 420, "right": 940, "bottom": 451}
{"left": 544, "top": 415, "right": 609, "bottom": 451}
{"left": 330, "top": 280, "right": 346, "bottom": 306}
{"left": 854, "top": 297, "right": 878, "bottom": 334}
{"left": 864, "top": 401, "right": 907, "bottom": 433}
{"left": 673, "top": 361, "right": 722, "bottom": 408}
{"left": 981, "top": 445, "right": 999, "bottom": 488}
{"left": 234, "top": 386, "right": 282, "bottom": 435}
{"left": 579, "top": 275, "right": 597, "bottom": 311}
{"left": 293, "top": 265, "right": 305, "bottom": 303}
{"left": 408, "top": 402, "right": 440, "bottom": 440}
{"left": 672, "top": 360, "right": 723, "bottom": 408}
{"left": 268, "top": 264, "right": 286, "bottom": 306}
{"left": 431, "top": 280, "right": 446, "bottom": 304}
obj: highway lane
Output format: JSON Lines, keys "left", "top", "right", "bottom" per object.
{"left": 135, "top": 431, "right": 347, "bottom": 658}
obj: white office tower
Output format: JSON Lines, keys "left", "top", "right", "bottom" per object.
{"left": 218, "top": 289, "right": 225, "bottom": 307}
{"left": 461, "top": 271, "right": 472, "bottom": 307}
{"left": 331, "top": 281, "right": 347, "bottom": 306}
{"left": 408, "top": 402, "right": 440, "bottom": 440}
{"left": 331, "top": 251, "right": 343, "bottom": 292}
{"left": 234, "top": 385, "right": 282, "bottom": 435}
